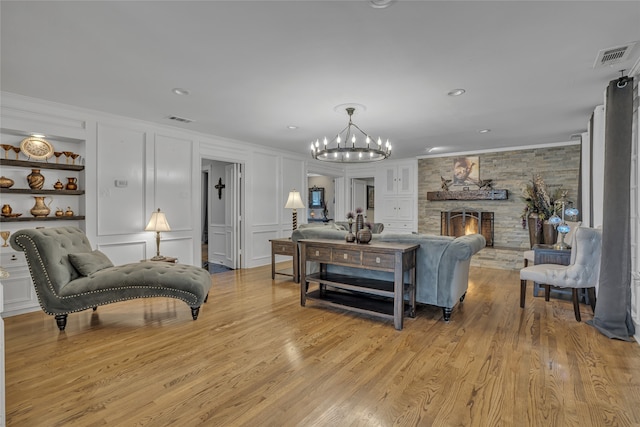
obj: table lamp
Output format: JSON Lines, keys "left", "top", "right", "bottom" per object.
{"left": 284, "top": 189, "right": 305, "bottom": 231}
{"left": 145, "top": 208, "right": 171, "bottom": 260}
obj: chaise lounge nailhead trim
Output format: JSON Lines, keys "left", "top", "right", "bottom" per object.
{"left": 11, "top": 227, "right": 212, "bottom": 330}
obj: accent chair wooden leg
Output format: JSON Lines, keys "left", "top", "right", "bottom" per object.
{"left": 442, "top": 307, "right": 453, "bottom": 322}
{"left": 587, "top": 287, "right": 597, "bottom": 313}
{"left": 544, "top": 285, "right": 551, "bottom": 302}
{"left": 524, "top": 259, "right": 529, "bottom": 268}
{"left": 92, "top": 306, "right": 98, "bottom": 311}
{"left": 572, "top": 289, "right": 581, "bottom": 322}
{"left": 191, "top": 306, "right": 200, "bottom": 320}
{"left": 55, "top": 314, "right": 68, "bottom": 331}
{"left": 520, "top": 279, "right": 526, "bottom": 308}
{"left": 204, "top": 292, "right": 209, "bottom": 303}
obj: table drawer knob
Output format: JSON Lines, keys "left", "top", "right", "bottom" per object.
{"left": 376, "top": 257, "right": 381, "bottom": 264}
{"left": 344, "top": 253, "right": 348, "bottom": 260}
{"left": 315, "top": 250, "right": 319, "bottom": 256}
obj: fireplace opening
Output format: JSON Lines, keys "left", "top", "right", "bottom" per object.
{"left": 441, "top": 208, "right": 494, "bottom": 247}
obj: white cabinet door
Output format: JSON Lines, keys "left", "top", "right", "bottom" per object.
{"left": 396, "top": 164, "right": 414, "bottom": 195}
{"left": 381, "top": 166, "right": 398, "bottom": 196}
{"left": 395, "top": 197, "right": 414, "bottom": 221}
{"left": 378, "top": 163, "right": 414, "bottom": 196}
{"left": 1, "top": 252, "right": 39, "bottom": 316}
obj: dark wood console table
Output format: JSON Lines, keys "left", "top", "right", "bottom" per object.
{"left": 298, "top": 239, "right": 419, "bottom": 330}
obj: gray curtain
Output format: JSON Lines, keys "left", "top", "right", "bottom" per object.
{"left": 587, "top": 77, "right": 636, "bottom": 340}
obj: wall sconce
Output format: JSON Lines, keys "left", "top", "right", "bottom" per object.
{"left": 284, "top": 189, "right": 305, "bottom": 231}
{"left": 145, "top": 208, "right": 171, "bottom": 260}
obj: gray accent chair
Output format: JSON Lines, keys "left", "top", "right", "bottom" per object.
{"left": 520, "top": 227, "right": 601, "bottom": 321}
{"left": 10, "top": 226, "right": 212, "bottom": 330}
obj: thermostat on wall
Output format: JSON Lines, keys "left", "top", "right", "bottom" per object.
{"left": 114, "top": 180, "right": 128, "bottom": 188}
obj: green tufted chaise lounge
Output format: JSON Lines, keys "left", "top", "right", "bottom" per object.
{"left": 10, "top": 226, "right": 212, "bottom": 331}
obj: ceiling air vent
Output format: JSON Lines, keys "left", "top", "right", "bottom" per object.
{"left": 166, "top": 115, "right": 195, "bottom": 124}
{"left": 593, "top": 42, "right": 637, "bottom": 68}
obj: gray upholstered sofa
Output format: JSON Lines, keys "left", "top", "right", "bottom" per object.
{"left": 10, "top": 226, "right": 212, "bottom": 330}
{"left": 291, "top": 227, "right": 485, "bottom": 321}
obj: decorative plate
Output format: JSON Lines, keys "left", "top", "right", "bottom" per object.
{"left": 20, "top": 137, "right": 54, "bottom": 160}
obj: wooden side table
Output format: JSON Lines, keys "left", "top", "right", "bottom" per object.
{"left": 269, "top": 238, "right": 298, "bottom": 282}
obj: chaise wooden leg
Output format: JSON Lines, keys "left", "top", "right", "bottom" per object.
{"left": 442, "top": 307, "right": 453, "bottom": 322}
{"left": 544, "top": 285, "right": 551, "bottom": 302}
{"left": 55, "top": 314, "right": 68, "bottom": 331}
{"left": 572, "top": 289, "right": 581, "bottom": 322}
{"left": 459, "top": 292, "right": 467, "bottom": 303}
{"left": 191, "top": 306, "right": 200, "bottom": 320}
{"left": 204, "top": 292, "right": 209, "bottom": 303}
{"left": 587, "top": 287, "right": 597, "bottom": 313}
{"left": 520, "top": 279, "right": 526, "bottom": 308}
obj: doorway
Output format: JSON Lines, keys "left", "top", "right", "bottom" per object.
{"left": 201, "top": 159, "right": 242, "bottom": 271}
{"left": 307, "top": 174, "right": 336, "bottom": 222}
{"left": 351, "top": 177, "right": 375, "bottom": 223}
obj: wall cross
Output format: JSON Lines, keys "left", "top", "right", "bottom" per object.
{"left": 215, "top": 177, "right": 225, "bottom": 199}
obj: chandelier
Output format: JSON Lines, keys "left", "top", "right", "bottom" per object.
{"left": 310, "top": 107, "right": 391, "bottom": 163}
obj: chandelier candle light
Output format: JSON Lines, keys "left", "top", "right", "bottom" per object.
{"left": 310, "top": 107, "right": 391, "bottom": 163}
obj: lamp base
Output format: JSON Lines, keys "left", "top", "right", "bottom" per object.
{"left": 150, "top": 255, "right": 167, "bottom": 261}
{"left": 553, "top": 234, "right": 571, "bottom": 250}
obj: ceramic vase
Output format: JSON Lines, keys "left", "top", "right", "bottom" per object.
{"left": 543, "top": 221, "right": 557, "bottom": 245}
{"left": 65, "top": 177, "right": 78, "bottom": 190}
{"left": 355, "top": 213, "right": 364, "bottom": 235}
{"left": 345, "top": 220, "right": 356, "bottom": 243}
{"left": 30, "top": 196, "right": 52, "bottom": 217}
{"left": 527, "top": 215, "right": 543, "bottom": 248}
{"left": 357, "top": 228, "right": 372, "bottom": 244}
{"left": 27, "top": 169, "right": 45, "bottom": 190}
{"left": 0, "top": 176, "right": 14, "bottom": 188}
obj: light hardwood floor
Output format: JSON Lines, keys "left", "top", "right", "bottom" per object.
{"left": 4, "top": 264, "right": 640, "bottom": 426}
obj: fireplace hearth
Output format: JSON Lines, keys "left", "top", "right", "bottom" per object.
{"left": 441, "top": 208, "right": 494, "bottom": 247}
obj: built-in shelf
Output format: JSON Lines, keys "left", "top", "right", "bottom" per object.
{"left": 0, "top": 158, "right": 84, "bottom": 171}
{"left": 0, "top": 215, "right": 85, "bottom": 223}
{"left": 0, "top": 188, "right": 84, "bottom": 195}
{"left": 426, "top": 189, "right": 508, "bottom": 201}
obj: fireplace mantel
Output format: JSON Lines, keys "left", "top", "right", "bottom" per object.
{"left": 427, "top": 189, "right": 508, "bottom": 201}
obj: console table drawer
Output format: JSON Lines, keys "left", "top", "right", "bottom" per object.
{"left": 362, "top": 252, "right": 395, "bottom": 269}
{"left": 332, "top": 249, "right": 361, "bottom": 265}
{"left": 306, "top": 246, "right": 332, "bottom": 261}
{"left": 273, "top": 242, "right": 294, "bottom": 256}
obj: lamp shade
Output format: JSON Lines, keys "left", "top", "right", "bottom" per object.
{"left": 145, "top": 208, "right": 171, "bottom": 232}
{"left": 284, "top": 190, "right": 305, "bottom": 209}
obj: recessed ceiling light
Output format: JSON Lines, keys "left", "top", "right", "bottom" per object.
{"left": 447, "top": 89, "right": 466, "bottom": 97}
{"left": 287, "top": 125, "right": 298, "bottom": 130}
{"left": 478, "top": 129, "right": 491, "bottom": 134}
{"left": 172, "top": 88, "right": 190, "bottom": 96}
{"left": 369, "top": 0, "right": 395, "bottom": 9}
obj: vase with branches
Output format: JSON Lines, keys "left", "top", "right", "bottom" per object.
{"left": 521, "top": 174, "right": 563, "bottom": 246}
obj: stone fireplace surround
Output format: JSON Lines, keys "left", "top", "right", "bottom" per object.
{"left": 418, "top": 144, "right": 581, "bottom": 270}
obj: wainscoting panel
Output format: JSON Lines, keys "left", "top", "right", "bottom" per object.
{"left": 96, "top": 123, "right": 146, "bottom": 236}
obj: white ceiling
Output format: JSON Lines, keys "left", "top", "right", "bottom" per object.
{"left": 1, "top": 1, "right": 639, "bottom": 160}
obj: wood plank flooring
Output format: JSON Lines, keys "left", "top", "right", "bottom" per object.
{"left": 4, "top": 265, "right": 640, "bottom": 426}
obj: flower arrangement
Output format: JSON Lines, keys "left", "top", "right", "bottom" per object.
{"left": 346, "top": 211, "right": 355, "bottom": 223}
{"left": 520, "top": 174, "right": 563, "bottom": 228}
